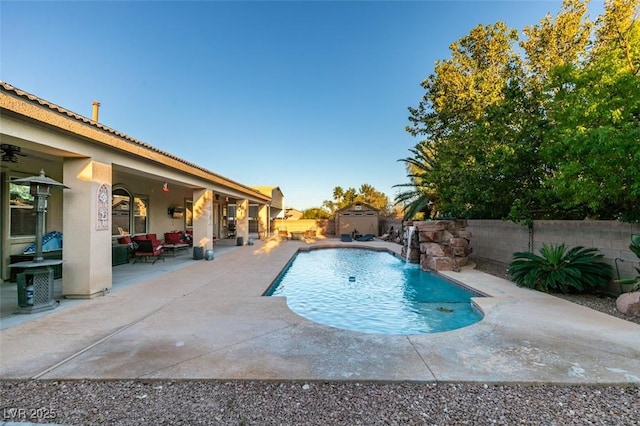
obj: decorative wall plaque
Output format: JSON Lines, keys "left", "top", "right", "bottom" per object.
{"left": 96, "top": 183, "right": 110, "bottom": 231}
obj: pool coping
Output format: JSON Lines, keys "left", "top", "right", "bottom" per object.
{"left": 263, "top": 244, "right": 488, "bottom": 334}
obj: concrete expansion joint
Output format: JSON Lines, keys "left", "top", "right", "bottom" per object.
{"left": 406, "top": 336, "right": 436, "bottom": 379}
{"left": 30, "top": 302, "right": 173, "bottom": 379}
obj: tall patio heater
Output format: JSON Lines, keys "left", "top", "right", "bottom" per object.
{"left": 10, "top": 169, "right": 69, "bottom": 314}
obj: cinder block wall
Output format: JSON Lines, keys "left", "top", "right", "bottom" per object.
{"left": 270, "top": 219, "right": 332, "bottom": 235}
{"left": 465, "top": 220, "right": 529, "bottom": 266}
{"left": 466, "top": 220, "right": 640, "bottom": 279}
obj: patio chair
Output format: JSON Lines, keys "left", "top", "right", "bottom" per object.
{"left": 117, "top": 235, "right": 138, "bottom": 258}
{"left": 227, "top": 223, "right": 237, "bottom": 239}
{"left": 278, "top": 229, "right": 289, "bottom": 239}
{"left": 356, "top": 234, "right": 375, "bottom": 242}
{"left": 132, "top": 239, "right": 165, "bottom": 264}
{"left": 340, "top": 234, "right": 353, "bottom": 242}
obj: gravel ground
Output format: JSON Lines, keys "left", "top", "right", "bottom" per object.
{"left": 471, "top": 257, "right": 640, "bottom": 326}
{"left": 2, "top": 260, "right": 638, "bottom": 425}
{"left": 1, "top": 380, "right": 639, "bottom": 425}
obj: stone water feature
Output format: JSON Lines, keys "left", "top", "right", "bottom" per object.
{"left": 401, "top": 225, "right": 421, "bottom": 264}
{"left": 402, "top": 220, "right": 472, "bottom": 272}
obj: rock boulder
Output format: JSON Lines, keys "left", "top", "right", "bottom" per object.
{"left": 406, "top": 220, "right": 472, "bottom": 272}
{"left": 616, "top": 292, "right": 640, "bottom": 316}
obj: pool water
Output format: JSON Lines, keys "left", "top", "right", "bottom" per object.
{"left": 265, "top": 248, "right": 483, "bottom": 335}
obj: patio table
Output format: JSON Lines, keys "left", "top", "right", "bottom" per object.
{"left": 290, "top": 231, "right": 305, "bottom": 240}
{"left": 162, "top": 243, "right": 190, "bottom": 257}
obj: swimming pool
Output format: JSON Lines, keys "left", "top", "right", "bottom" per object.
{"left": 265, "top": 247, "right": 484, "bottom": 335}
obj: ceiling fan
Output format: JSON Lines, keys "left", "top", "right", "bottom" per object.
{"left": 1, "top": 144, "right": 27, "bottom": 163}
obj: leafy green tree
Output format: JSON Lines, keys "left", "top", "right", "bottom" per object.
{"left": 541, "top": 0, "right": 640, "bottom": 220}
{"left": 520, "top": 0, "right": 593, "bottom": 87}
{"left": 321, "top": 184, "right": 391, "bottom": 216}
{"left": 321, "top": 200, "right": 337, "bottom": 215}
{"left": 342, "top": 187, "right": 358, "bottom": 208}
{"left": 509, "top": 0, "right": 594, "bottom": 220}
{"left": 301, "top": 208, "right": 331, "bottom": 220}
{"left": 405, "top": 22, "right": 524, "bottom": 219}
{"left": 400, "top": 0, "right": 640, "bottom": 222}
{"left": 358, "top": 184, "right": 390, "bottom": 213}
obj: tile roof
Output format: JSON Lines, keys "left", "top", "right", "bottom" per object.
{"left": 0, "top": 81, "right": 202, "bottom": 169}
{"left": 0, "top": 81, "right": 270, "bottom": 201}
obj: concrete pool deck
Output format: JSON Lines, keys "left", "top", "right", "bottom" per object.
{"left": 1, "top": 237, "right": 639, "bottom": 384}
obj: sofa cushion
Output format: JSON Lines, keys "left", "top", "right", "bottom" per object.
{"left": 164, "top": 232, "right": 182, "bottom": 244}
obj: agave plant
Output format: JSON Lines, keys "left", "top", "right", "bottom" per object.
{"left": 630, "top": 234, "right": 640, "bottom": 277}
{"left": 509, "top": 244, "right": 613, "bottom": 294}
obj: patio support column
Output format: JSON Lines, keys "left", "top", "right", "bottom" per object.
{"left": 212, "top": 199, "right": 220, "bottom": 240}
{"left": 236, "top": 198, "right": 249, "bottom": 244}
{"left": 258, "top": 203, "right": 268, "bottom": 239}
{"left": 62, "top": 158, "right": 113, "bottom": 298}
{"left": 192, "top": 188, "right": 214, "bottom": 250}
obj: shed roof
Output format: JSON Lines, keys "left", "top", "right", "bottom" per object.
{"left": 337, "top": 202, "right": 380, "bottom": 214}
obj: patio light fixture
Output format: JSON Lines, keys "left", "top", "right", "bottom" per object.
{"left": 13, "top": 169, "right": 69, "bottom": 262}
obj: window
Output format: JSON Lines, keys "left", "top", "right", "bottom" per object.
{"left": 249, "top": 205, "right": 258, "bottom": 220}
{"left": 10, "top": 180, "right": 37, "bottom": 237}
{"left": 133, "top": 196, "right": 148, "bottom": 235}
{"left": 112, "top": 188, "right": 131, "bottom": 236}
{"left": 112, "top": 187, "right": 149, "bottom": 236}
{"left": 227, "top": 205, "right": 236, "bottom": 224}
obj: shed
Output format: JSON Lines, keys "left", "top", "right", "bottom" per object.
{"left": 335, "top": 202, "right": 379, "bottom": 236}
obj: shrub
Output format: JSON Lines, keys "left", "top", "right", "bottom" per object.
{"left": 509, "top": 244, "right": 613, "bottom": 294}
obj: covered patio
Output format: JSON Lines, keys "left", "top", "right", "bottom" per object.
{"left": 1, "top": 82, "right": 281, "bottom": 301}
{"left": 0, "top": 236, "right": 247, "bottom": 330}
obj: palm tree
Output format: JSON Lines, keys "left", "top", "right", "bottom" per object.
{"left": 333, "top": 186, "right": 344, "bottom": 208}
{"left": 394, "top": 142, "right": 438, "bottom": 220}
{"left": 332, "top": 186, "right": 344, "bottom": 206}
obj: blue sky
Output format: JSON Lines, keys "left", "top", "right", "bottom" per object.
{"left": 1, "top": 1, "right": 604, "bottom": 210}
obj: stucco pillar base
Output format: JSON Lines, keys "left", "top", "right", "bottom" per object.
{"left": 64, "top": 288, "right": 112, "bottom": 299}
